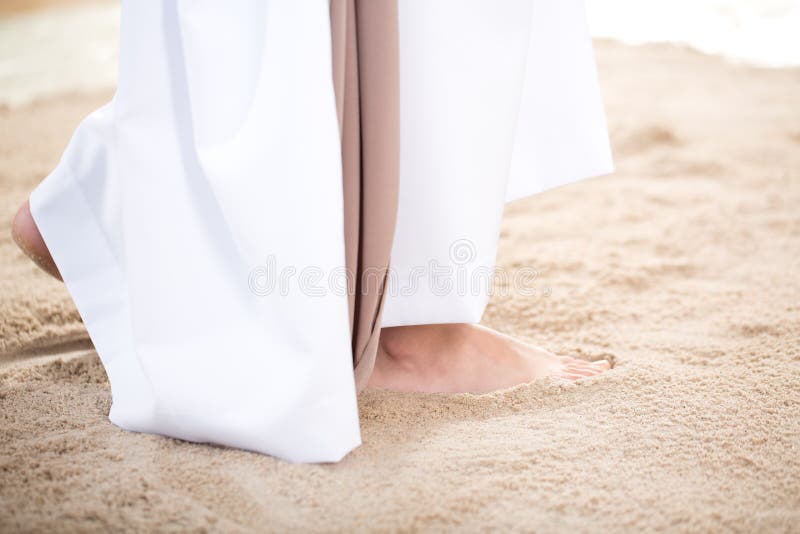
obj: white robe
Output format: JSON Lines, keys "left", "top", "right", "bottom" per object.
{"left": 30, "top": 0, "right": 612, "bottom": 463}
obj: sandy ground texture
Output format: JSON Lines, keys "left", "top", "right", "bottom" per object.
{"left": 1, "top": 40, "right": 799, "bottom": 532}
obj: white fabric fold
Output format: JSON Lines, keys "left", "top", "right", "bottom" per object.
{"left": 32, "top": 0, "right": 360, "bottom": 463}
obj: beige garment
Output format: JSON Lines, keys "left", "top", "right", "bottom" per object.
{"left": 329, "top": 0, "right": 400, "bottom": 391}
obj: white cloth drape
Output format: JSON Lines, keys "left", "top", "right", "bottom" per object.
{"left": 384, "top": 0, "right": 612, "bottom": 327}
{"left": 30, "top": 0, "right": 612, "bottom": 463}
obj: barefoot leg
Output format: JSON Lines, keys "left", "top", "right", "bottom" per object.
{"left": 11, "top": 200, "right": 61, "bottom": 280}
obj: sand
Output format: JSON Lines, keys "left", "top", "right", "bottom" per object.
{"left": 1, "top": 40, "right": 799, "bottom": 532}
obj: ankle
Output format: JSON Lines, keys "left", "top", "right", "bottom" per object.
{"left": 376, "top": 327, "right": 417, "bottom": 368}
{"left": 377, "top": 324, "right": 471, "bottom": 366}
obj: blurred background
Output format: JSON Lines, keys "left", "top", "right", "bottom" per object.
{"left": 1, "top": 0, "right": 799, "bottom": 107}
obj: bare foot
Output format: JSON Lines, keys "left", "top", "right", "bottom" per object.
{"left": 368, "top": 323, "right": 610, "bottom": 393}
{"left": 11, "top": 200, "right": 61, "bottom": 280}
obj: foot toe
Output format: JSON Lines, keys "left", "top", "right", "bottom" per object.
{"left": 559, "top": 372, "right": 584, "bottom": 380}
{"left": 560, "top": 357, "right": 610, "bottom": 380}
{"left": 566, "top": 366, "right": 598, "bottom": 377}
{"left": 592, "top": 359, "right": 611, "bottom": 370}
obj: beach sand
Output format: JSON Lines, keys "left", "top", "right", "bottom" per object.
{"left": 1, "top": 40, "right": 799, "bottom": 532}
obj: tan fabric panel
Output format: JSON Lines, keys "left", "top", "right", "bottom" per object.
{"left": 329, "top": 0, "right": 400, "bottom": 391}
